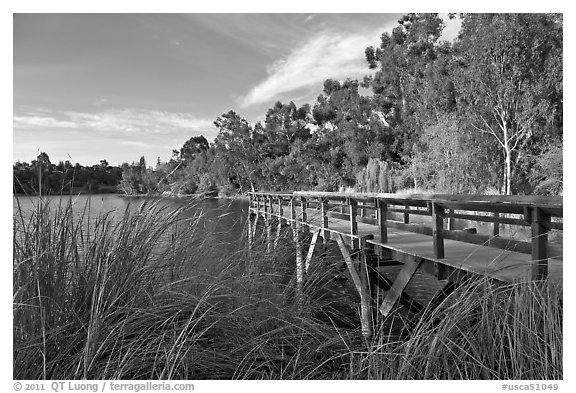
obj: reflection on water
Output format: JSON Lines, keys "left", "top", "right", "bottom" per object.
{"left": 14, "top": 194, "right": 250, "bottom": 255}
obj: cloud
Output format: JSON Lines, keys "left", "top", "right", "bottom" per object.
{"left": 14, "top": 108, "right": 215, "bottom": 136}
{"left": 240, "top": 24, "right": 394, "bottom": 108}
{"left": 13, "top": 115, "right": 78, "bottom": 129}
{"left": 303, "top": 15, "right": 315, "bottom": 24}
{"left": 120, "top": 140, "right": 151, "bottom": 147}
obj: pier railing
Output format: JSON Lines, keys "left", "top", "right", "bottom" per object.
{"left": 249, "top": 191, "right": 563, "bottom": 280}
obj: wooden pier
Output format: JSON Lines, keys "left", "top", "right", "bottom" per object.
{"left": 247, "top": 191, "right": 563, "bottom": 338}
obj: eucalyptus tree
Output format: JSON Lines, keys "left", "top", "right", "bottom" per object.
{"left": 310, "top": 79, "right": 392, "bottom": 189}
{"left": 364, "top": 13, "right": 447, "bottom": 162}
{"left": 212, "top": 110, "right": 264, "bottom": 193}
{"left": 175, "top": 135, "right": 209, "bottom": 164}
{"left": 453, "top": 13, "right": 563, "bottom": 194}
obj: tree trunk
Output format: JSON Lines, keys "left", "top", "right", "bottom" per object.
{"left": 504, "top": 148, "right": 512, "bottom": 195}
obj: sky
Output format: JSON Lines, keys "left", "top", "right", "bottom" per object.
{"left": 13, "top": 12, "right": 462, "bottom": 166}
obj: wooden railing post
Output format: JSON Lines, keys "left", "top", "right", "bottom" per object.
{"left": 266, "top": 195, "right": 273, "bottom": 253}
{"left": 273, "top": 196, "right": 284, "bottom": 250}
{"left": 530, "top": 207, "right": 550, "bottom": 280}
{"left": 268, "top": 195, "right": 274, "bottom": 215}
{"left": 349, "top": 198, "right": 358, "bottom": 249}
{"left": 448, "top": 209, "right": 455, "bottom": 231}
{"left": 493, "top": 212, "right": 500, "bottom": 237}
{"left": 300, "top": 196, "right": 308, "bottom": 231}
{"left": 320, "top": 197, "right": 328, "bottom": 240}
{"left": 377, "top": 199, "right": 388, "bottom": 244}
{"left": 431, "top": 202, "right": 445, "bottom": 259}
{"left": 403, "top": 203, "right": 410, "bottom": 224}
{"left": 247, "top": 194, "right": 254, "bottom": 248}
{"left": 277, "top": 196, "right": 284, "bottom": 216}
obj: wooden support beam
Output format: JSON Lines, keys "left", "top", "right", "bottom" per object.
{"left": 359, "top": 235, "right": 375, "bottom": 338}
{"left": 335, "top": 234, "right": 364, "bottom": 299}
{"left": 247, "top": 212, "right": 254, "bottom": 248}
{"left": 493, "top": 212, "right": 500, "bottom": 237}
{"left": 290, "top": 197, "right": 304, "bottom": 310}
{"left": 531, "top": 207, "right": 551, "bottom": 280}
{"left": 379, "top": 256, "right": 423, "bottom": 317}
{"left": 274, "top": 217, "right": 282, "bottom": 250}
{"left": 335, "top": 234, "right": 372, "bottom": 339}
{"left": 431, "top": 202, "right": 445, "bottom": 259}
{"left": 373, "top": 269, "right": 424, "bottom": 314}
{"left": 304, "top": 230, "right": 321, "bottom": 273}
{"left": 293, "top": 225, "right": 304, "bottom": 310}
{"left": 266, "top": 214, "right": 272, "bottom": 254}
{"left": 251, "top": 213, "right": 259, "bottom": 240}
{"left": 263, "top": 195, "right": 268, "bottom": 221}
{"left": 364, "top": 237, "right": 379, "bottom": 315}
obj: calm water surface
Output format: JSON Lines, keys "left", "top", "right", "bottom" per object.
{"left": 14, "top": 194, "right": 250, "bottom": 256}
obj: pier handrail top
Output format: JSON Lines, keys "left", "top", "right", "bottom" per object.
{"left": 291, "top": 191, "right": 562, "bottom": 206}
{"left": 249, "top": 191, "right": 294, "bottom": 198}
{"left": 248, "top": 191, "right": 562, "bottom": 215}
{"left": 249, "top": 191, "right": 562, "bottom": 216}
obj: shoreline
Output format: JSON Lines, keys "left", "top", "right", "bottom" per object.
{"left": 14, "top": 191, "right": 250, "bottom": 202}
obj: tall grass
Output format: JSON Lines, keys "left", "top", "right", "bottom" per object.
{"left": 351, "top": 278, "right": 562, "bottom": 379}
{"left": 13, "top": 197, "right": 562, "bottom": 379}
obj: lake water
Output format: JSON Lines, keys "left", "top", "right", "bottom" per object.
{"left": 13, "top": 194, "right": 250, "bottom": 260}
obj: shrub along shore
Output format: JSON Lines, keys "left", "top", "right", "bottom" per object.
{"left": 13, "top": 197, "right": 562, "bottom": 380}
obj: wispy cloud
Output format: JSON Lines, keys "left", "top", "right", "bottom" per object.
{"left": 240, "top": 23, "right": 394, "bottom": 108}
{"left": 13, "top": 115, "right": 78, "bottom": 129}
{"left": 14, "top": 108, "right": 215, "bottom": 136}
{"left": 119, "top": 140, "right": 151, "bottom": 147}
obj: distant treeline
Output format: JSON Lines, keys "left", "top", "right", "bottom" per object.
{"left": 13, "top": 154, "right": 123, "bottom": 195}
{"left": 14, "top": 14, "right": 563, "bottom": 197}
